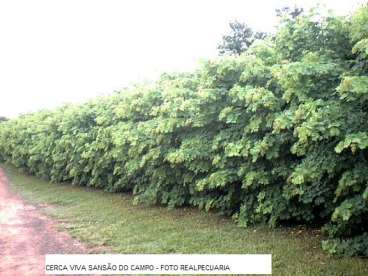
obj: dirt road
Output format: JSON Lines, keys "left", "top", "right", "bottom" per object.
{"left": 0, "top": 168, "right": 87, "bottom": 275}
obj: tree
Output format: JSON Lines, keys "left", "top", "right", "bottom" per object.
{"left": 0, "top": 116, "right": 8, "bottom": 122}
{"left": 218, "top": 21, "right": 267, "bottom": 55}
{"left": 275, "top": 6, "right": 304, "bottom": 19}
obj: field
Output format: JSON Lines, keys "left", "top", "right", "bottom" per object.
{"left": 3, "top": 164, "right": 368, "bottom": 276}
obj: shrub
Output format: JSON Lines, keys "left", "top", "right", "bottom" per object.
{"left": 1, "top": 6, "right": 367, "bottom": 256}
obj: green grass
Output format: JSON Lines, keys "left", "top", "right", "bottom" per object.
{"left": 2, "top": 164, "right": 368, "bottom": 276}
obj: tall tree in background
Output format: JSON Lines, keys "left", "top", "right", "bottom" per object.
{"left": 275, "top": 6, "right": 304, "bottom": 19}
{"left": 217, "top": 21, "right": 267, "bottom": 55}
{"left": 0, "top": 116, "right": 8, "bottom": 122}
{"left": 218, "top": 6, "right": 303, "bottom": 56}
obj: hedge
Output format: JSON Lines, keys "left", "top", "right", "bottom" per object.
{"left": 1, "top": 6, "right": 367, "bottom": 256}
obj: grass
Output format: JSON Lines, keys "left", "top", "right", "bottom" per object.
{"left": 2, "top": 164, "right": 368, "bottom": 276}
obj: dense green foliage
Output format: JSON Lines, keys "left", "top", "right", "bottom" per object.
{"left": 1, "top": 6, "right": 367, "bottom": 256}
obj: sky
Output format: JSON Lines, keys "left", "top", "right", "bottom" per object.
{"left": 0, "top": 0, "right": 365, "bottom": 118}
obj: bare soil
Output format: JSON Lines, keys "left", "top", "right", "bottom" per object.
{"left": 0, "top": 168, "right": 87, "bottom": 275}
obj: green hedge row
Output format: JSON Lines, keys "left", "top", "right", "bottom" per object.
{"left": 1, "top": 6, "right": 368, "bottom": 256}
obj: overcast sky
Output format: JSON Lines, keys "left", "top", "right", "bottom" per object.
{"left": 0, "top": 0, "right": 364, "bottom": 118}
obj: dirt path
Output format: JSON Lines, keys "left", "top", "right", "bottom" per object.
{"left": 0, "top": 168, "right": 87, "bottom": 275}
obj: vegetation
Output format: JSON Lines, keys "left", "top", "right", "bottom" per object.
{"left": 4, "top": 164, "right": 368, "bottom": 276}
{"left": 0, "top": 6, "right": 368, "bottom": 256}
{"left": 217, "top": 21, "right": 267, "bottom": 55}
{"left": 275, "top": 6, "right": 304, "bottom": 20}
{"left": 218, "top": 5, "right": 303, "bottom": 56}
